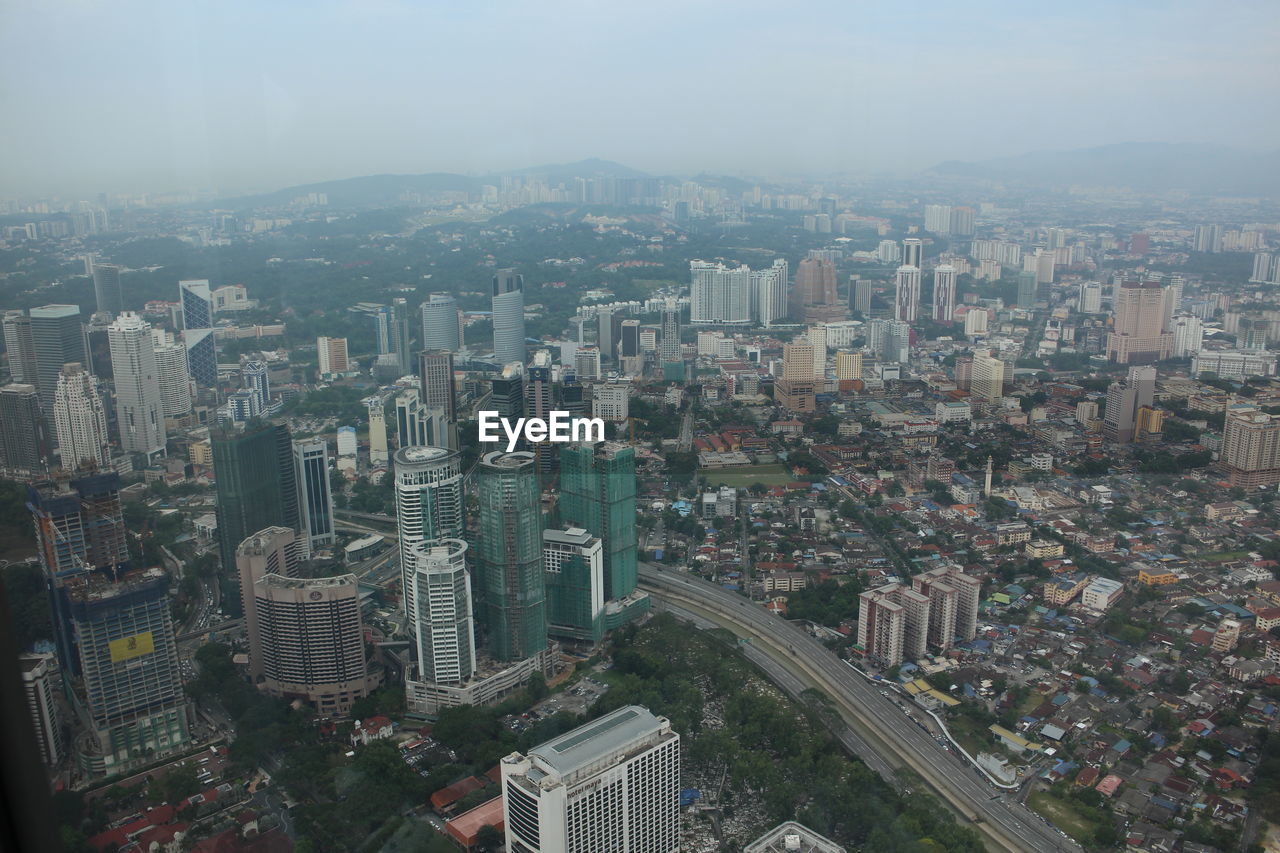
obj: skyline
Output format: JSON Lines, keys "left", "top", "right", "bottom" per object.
{"left": 2, "top": 1, "right": 1278, "bottom": 196}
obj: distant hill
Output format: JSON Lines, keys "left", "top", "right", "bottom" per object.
{"left": 928, "top": 143, "right": 1280, "bottom": 195}
{"left": 503, "top": 157, "right": 651, "bottom": 183}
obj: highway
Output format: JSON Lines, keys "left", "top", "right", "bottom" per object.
{"left": 638, "top": 563, "right": 1081, "bottom": 853}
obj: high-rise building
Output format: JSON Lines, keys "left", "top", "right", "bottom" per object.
{"left": 366, "top": 397, "right": 388, "bottom": 466}
{"left": 912, "top": 572, "right": 957, "bottom": 651}
{"left": 493, "top": 269, "right": 527, "bottom": 366}
{"left": 475, "top": 450, "right": 546, "bottom": 662}
{"left": 1250, "top": 252, "right": 1279, "bottom": 285}
{"left": 1193, "top": 224, "right": 1221, "bottom": 253}
{"left": 317, "top": 336, "right": 350, "bottom": 377}
{"left": 108, "top": 313, "right": 165, "bottom": 460}
{"left": 1102, "top": 365, "right": 1156, "bottom": 444}
{"left": 389, "top": 297, "right": 412, "bottom": 375}
{"left": 932, "top": 264, "right": 956, "bottom": 323}
{"left": 1107, "top": 278, "right": 1172, "bottom": 364}
{"left": 3, "top": 310, "right": 38, "bottom": 384}
{"left": 593, "top": 381, "right": 630, "bottom": 423}
{"left": 372, "top": 304, "right": 394, "bottom": 356}
{"left": 406, "top": 537, "right": 475, "bottom": 686}
{"left": 395, "top": 387, "right": 430, "bottom": 449}
{"left": 30, "top": 304, "right": 86, "bottom": 411}
{"left": 901, "top": 237, "right": 923, "bottom": 269}
{"left": 177, "top": 280, "right": 217, "bottom": 388}
{"left": 242, "top": 360, "right": 269, "bottom": 413}
{"left": 1, "top": 383, "right": 50, "bottom": 474}
{"left": 574, "top": 346, "right": 601, "bottom": 381}
{"left": 1171, "top": 314, "right": 1204, "bottom": 358}
{"left": 418, "top": 349, "right": 457, "bottom": 423}
{"left": 543, "top": 526, "right": 605, "bottom": 646}
{"left": 893, "top": 265, "right": 921, "bottom": 322}
{"left": 867, "top": 319, "right": 910, "bottom": 364}
{"left": 690, "top": 261, "right": 753, "bottom": 325}
{"left": 597, "top": 308, "right": 617, "bottom": 361}
{"left": 92, "top": 263, "right": 124, "bottom": 316}
{"left": 211, "top": 422, "right": 299, "bottom": 571}
{"left": 20, "top": 653, "right": 64, "bottom": 767}
{"left": 1079, "top": 281, "right": 1103, "bottom": 314}
{"left": 950, "top": 206, "right": 976, "bottom": 236}
{"left": 851, "top": 276, "right": 873, "bottom": 315}
{"left": 660, "top": 298, "right": 682, "bottom": 366}
{"left": 421, "top": 293, "right": 462, "bottom": 352}
{"left": 502, "top": 705, "right": 680, "bottom": 853}
{"left": 53, "top": 363, "right": 109, "bottom": 470}
{"left": 151, "top": 331, "right": 191, "bottom": 417}
{"left": 394, "top": 446, "right": 464, "bottom": 619}
{"left": 1016, "top": 270, "right": 1038, "bottom": 308}
{"left": 835, "top": 350, "right": 863, "bottom": 382}
{"left": 238, "top": 525, "right": 301, "bottom": 681}
{"left": 559, "top": 442, "right": 639, "bottom": 606}
{"left": 774, "top": 341, "right": 817, "bottom": 413}
{"left": 857, "top": 587, "right": 905, "bottom": 667}
{"left": 66, "top": 566, "right": 192, "bottom": 775}
{"left": 526, "top": 351, "right": 556, "bottom": 471}
{"left": 970, "top": 349, "right": 1004, "bottom": 404}
{"left": 751, "top": 260, "right": 789, "bottom": 326}
{"left": 1221, "top": 407, "right": 1280, "bottom": 488}
{"left": 241, "top": 526, "right": 373, "bottom": 716}
{"left": 294, "top": 438, "right": 335, "bottom": 554}
{"left": 794, "top": 258, "right": 844, "bottom": 323}
{"left": 924, "top": 204, "right": 952, "bottom": 234}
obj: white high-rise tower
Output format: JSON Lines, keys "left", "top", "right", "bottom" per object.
{"left": 407, "top": 538, "right": 475, "bottom": 685}
{"left": 52, "top": 362, "right": 110, "bottom": 469}
{"left": 108, "top": 312, "right": 166, "bottom": 460}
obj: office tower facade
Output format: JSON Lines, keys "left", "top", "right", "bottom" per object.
{"left": 1193, "top": 224, "right": 1221, "bottom": 253}
{"left": 1102, "top": 365, "right": 1156, "bottom": 443}
{"left": 526, "top": 351, "right": 556, "bottom": 471}
{"left": 950, "top": 206, "right": 976, "bottom": 236}
{"left": 151, "top": 331, "right": 191, "bottom": 417}
{"left": 406, "top": 537, "right": 475, "bottom": 685}
{"left": 491, "top": 363, "right": 526, "bottom": 423}
{"left": 421, "top": 293, "right": 461, "bottom": 352}
{"left": 365, "top": 397, "right": 388, "bottom": 466}
{"left": 1, "top": 383, "right": 50, "bottom": 474}
{"left": 835, "top": 350, "right": 863, "bottom": 381}
{"left": 924, "top": 204, "right": 952, "bottom": 233}
{"left": 901, "top": 237, "right": 923, "bottom": 269}
{"left": 970, "top": 350, "right": 1004, "bottom": 403}
{"left": 53, "top": 364, "right": 109, "bottom": 470}
{"left": 1016, "top": 270, "right": 1038, "bottom": 308}
{"left": 475, "top": 451, "right": 546, "bottom": 662}
{"left": 242, "top": 360, "right": 269, "bottom": 413}
{"left": 574, "top": 346, "right": 601, "bottom": 380}
{"left": 317, "top": 336, "right": 350, "bottom": 377}
{"left": 3, "top": 310, "right": 38, "bottom": 384}
{"left": 178, "top": 280, "right": 217, "bottom": 388}
{"left": 1107, "top": 279, "right": 1172, "bottom": 364}
{"left": 794, "top": 258, "right": 844, "bottom": 323}
{"left": 775, "top": 341, "right": 817, "bottom": 413}
{"left": 394, "top": 446, "right": 464, "bottom": 619}
{"left": 68, "top": 566, "right": 192, "bottom": 775}
{"left": 108, "top": 313, "right": 166, "bottom": 460}
{"left": 241, "top": 527, "right": 373, "bottom": 716}
{"left": 1222, "top": 407, "right": 1280, "bottom": 488}
{"left": 92, "top": 263, "right": 124, "bottom": 316}
{"left": 21, "top": 653, "right": 64, "bottom": 766}
{"left": 418, "top": 349, "right": 457, "bottom": 422}
{"left": 690, "top": 261, "right": 753, "bottom": 325}
{"left": 1079, "top": 281, "right": 1103, "bottom": 314}
{"left": 1171, "top": 314, "right": 1204, "bottom": 358}
{"left": 396, "top": 387, "right": 430, "bottom": 449}
{"left": 593, "top": 382, "right": 630, "bottom": 422}
{"left": 932, "top": 264, "right": 956, "bottom": 323}
{"left": 30, "top": 304, "right": 86, "bottom": 410}
{"left": 238, "top": 525, "right": 301, "bottom": 681}
{"left": 493, "top": 269, "right": 527, "bottom": 366}
{"left": 597, "top": 308, "right": 616, "bottom": 361}
{"left": 390, "top": 297, "right": 412, "bottom": 375}
{"left": 559, "top": 442, "right": 637, "bottom": 605}
{"left": 751, "top": 260, "right": 788, "bottom": 325}
{"left": 893, "top": 265, "right": 921, "bottom": 322}
{"left": 851, "top": 276, "right": 872, "bottom": 315}
{"left": 543, "top": 527, "right": 605, "bottom": 646}
{"left": 502, "top": 705, "right": 680, "bottom": 853}
{"left": 294, "top": 438, "right": 335, "bottom": 554}
{"left": 807, "top": 325, "right": 827, "bottom": 378}
{"left": 660, "top": 298, "right": 681, "bottom": 362}
{"left": 372, "top": 304, "right": 394, "bottom": 355}
{"left": 211, "top": 422, "right": 299, "bottom": 571}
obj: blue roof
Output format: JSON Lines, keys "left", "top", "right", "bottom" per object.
{"left": 1113, "top": 739, "right": 1131, "bottom": 753}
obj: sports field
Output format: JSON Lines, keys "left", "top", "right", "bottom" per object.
{"left": 700, "top": 463, "right": 793, "bottom": 487}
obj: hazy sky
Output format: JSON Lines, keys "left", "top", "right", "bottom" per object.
{"left": 2, "top": 0, "right": 1277, "bottom": 197}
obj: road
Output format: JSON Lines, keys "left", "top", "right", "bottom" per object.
{"left": 638, "top": 563, "right": 1081, "bottom": 853}
{"left": 677, "top": 408, "right": 694, "bottom": 452}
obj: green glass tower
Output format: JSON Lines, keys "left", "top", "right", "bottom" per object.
{"left": 211, "top": 421, "right": 299, "bottom": 573}
{"left": 475, "top": 450, "right": 546, "bottom": 662}
{"left": 543, "top": 526, "right": 605, "bottom": 646}
{"left": 559, "top": 442, "right": 638, "bottom": 601}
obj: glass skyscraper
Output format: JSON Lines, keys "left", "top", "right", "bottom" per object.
{"left": 178, "top": 280, "right": 217, "bottom": 387}
{"left": 492, "top": 269, "right": 526, "bottom": 366}
{"left": 558, "top": 441, "right": 638, "bottom": 602}
{"left": 475, "top": 450, "right": 545, "bottom": 662}
{"left": 211, "top": 422, "right": 299, "bottom": 573}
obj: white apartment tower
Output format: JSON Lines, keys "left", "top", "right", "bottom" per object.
{"left": 894, "top": 265, "right": 921, "bottom": 323}
{"left": 502, "top": 705, "right": 680, "bottom": 853}
{"left": 53, "top": 362, "right": 110, "bottom": 470}
{"left": 394, "top": 446, "right": 465, "bottom": 620}
{"left": 108, "top": 312, "right": 166, "bottom": 460}
{"left": 150, "top": 330, "right": 191, "bottom": 418}
{"left": 407, "top": 538, "right": 475, "bottom": 685}
{"left": 932, "top": 264, "right": 956, "bottom": 323}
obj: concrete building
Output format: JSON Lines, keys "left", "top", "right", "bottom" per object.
{"left": 593, "top": 381, "right": 630, "bottom": 423}
{"left": 150, "top": 331, "right": 191, "bottom": 418}
{"left": 1191, "top": 349, "right": 1276, "bottom": 380}
{"left": 3, "top": 310, "right": 38, "bottom": 385}
{"left": 108, "top": 312, "right": 166, "bottom": 461}
{"left": 493, "top": 269, "right": 527, "bottom": 366}
{"left": 1222, "top": 407, "right": 1280, "bottom": 488}
{"left": 970, "top": 349, "right": 1004, "bottom": 404}
{"left": 1107, "top": 279, "right": 1172, "bottom": 364}
{"left": 543, "top": 527, "right": 605, "bottom": 646}
{"left": 20, "top": 652, "right": 64, "bottom": 767}
{"left": 502, "top": 705, "right": 680, "bottom": 853}
{"left": 317, "top": 336, "right": 350, "bottom": 378}
{"left": 857, "top": 587, "right": 904, "bottom": 667}
{"left": 932, "top": 264, "right": 956, "bottom": 323}
{"left": 775, "top": 341, "right": 816, "bottom": 413}
{"left": 294, "top": 438, "right": 335, "bottom": 555}
{"left": 894, "top": 265, "right": 921, "bottom": 323}
{"left": 421, "top": 293, "right": 462, "bottom": 352}
{"left": 745, "top": 822, "right": 847, "bottom": 853}
{"left": 1081, "top": 577, "right": 1124, "bottom": 612}
{"left": 366, "top": 397, "right": 388, "bottom": 466}
{"left": 30, "top": 304, "right": 87, "bottom": 411}
{"left": 407, "top": 538, "right": 475, "bottom": 686}
{"left": 394, "top": 446, "right": 464, "bottom": 621}
{"left": 835, "top": 350, "right": 863, "bottom": 382}
{"left": 1103, "top": 365, "right": 1156, "bottom": 444}
{"left": 476, "top": 450, "right": 546, "bottom": 662}
{"left": 52, "top": 364, "right": 109, "bottom": 470}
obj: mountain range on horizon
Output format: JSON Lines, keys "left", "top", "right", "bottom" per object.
{"left": 216, "top": 144, "right": 1280, "bottom": 209}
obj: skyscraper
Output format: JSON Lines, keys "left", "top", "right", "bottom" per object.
{"left": 406, "top": 537, "right": 475, "bottom": 686}
{"left": 543, "top": 526, "right": 605, "bottom": 646}
{"left": 475, "top": 450, "right": 546, "bottom": 662}
{"left": 932, "top": 264, "right": 956, "bottom": 323}
{"left": 689, "top": 261, "right": 753, "bottom": 325}
{"left": 1016, "top": 270, "right": 1038, "bottom": 307}
{"left": 240, "top": 526, "right": 373, "bottom": 716}
{"left": 53, "top": 363, "right": 109, "bottom": 470}
{"left": 1171, "top": 314, "right": 1204, "bottom": 358}
{"left": 418, "top": 349, "right": 457, "bottom": 423}
{"left": 366, "top": 397, "right": 389, "bottom": 466}
{"left": 211, "top": 422, "right": 300, "bottom": 571}
{"left": 394, "top": 446, "right": 464, "bottom": 620}
{"left": 526, "top": 351, "right": 556, "bottom": 472}
{"left": 893, "top": 265, "right": 921, "bottom": 322}
{"left": 493, "top": 269, "right": 527, "bottom": 366}
{"left": 660, "top": 298, "right": 682, "bottom": 366}
{"left": 751, "top": 260, "right": 788, "bottom": 326}
{"left": 1193, "top": 224, "right": 1221, "bottom": 253}
{"left": 559, "top": 442, "right": 638, "bottom": 605}
{"left": 317, "top": 336, "right": 350, "bottom": 377}
{"left": 597, "top": 307, "right": 617, "bottom": 361}
{"left": 3, "top": 310, "right": 38, "bottom": 384}
{"left": 851, "top": 276, "right": 872, "bottom": 316}
{"left": 178, "top": 280, "right": 217, "bottom": 388}
{"left": 421, "top": 293, "right": 461, "bottom": 352}
{"left": 1221, "top": 407, "right": 1280, "bottom": 489}
{"left": 108, "top": 312, "right": 166, "bottom": 460}
{"left": 91, "top": 263, "right": 124, "bottom": 316}
{"left": 775, "top": 341, "right": 817, "bottom": 412}
{"left": 392, "top": 297, "right": 413, "bottom": 375}
{"left": 30, "top": 304, "right": 86, "bottom": 411}
{"left": 901, "top": 237, "right": 923, "bottom": 269}
{"left": 242, "top": 361, "right": 269, "bottom": 413}
{"left": 151, "top": 331, "right": 191, "bottom": 418}
{"left": 0, "top": 383, "right": 49, "bottom": 473}
{"left": 1107, "top": 279, "right": 1172, "bottom": 364}
{"left": 372, "top": 304, "right": 394, "bottom": 356}
{"left": 294, "top": 438, "right": 335, "bottom": 554}
{"left": 1079, "top": 281, "right": 1103, "bottom": 314}
{"left": 20, "top": 653, "right": 64, "bottom": 767}
{"left": 395, "top": 387, "right": 429, "bottom": 449}
{"left": 970, "top": 349, "right": 1005, "bottom": 404}
{"left": 502, "top": 705, "right": 680, "bottom": 853}
{"left": 1102, "top": 365, "right": 1156, "bottom": 443}
{"left": 794, "top": 258, "right": 843, "bottom": 323}
{"left": 924, "top": 204, "right": 952, "bottom": 234}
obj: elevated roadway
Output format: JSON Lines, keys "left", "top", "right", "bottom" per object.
{"left": 638, "top": 563, "right": 1080, "bottom": 853}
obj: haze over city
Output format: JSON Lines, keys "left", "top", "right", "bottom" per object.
{"left": 2, "top": 0, "right": 1279, "bottom": 196}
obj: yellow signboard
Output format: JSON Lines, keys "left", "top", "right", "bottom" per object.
{"left": 109, "top": 631, "right": 155, "bottom": 663}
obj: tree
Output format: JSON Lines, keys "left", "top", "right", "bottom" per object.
{"left": 474, "top": 824, "right": 504, "bottom": 851}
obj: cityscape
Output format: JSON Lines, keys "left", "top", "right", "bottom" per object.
{"left": 3, "top": 4, "right": 1280, "bottom": 853}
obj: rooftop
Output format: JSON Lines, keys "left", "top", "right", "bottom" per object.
{"left": 527, "top": 705, "right": 667, "bottom": 780}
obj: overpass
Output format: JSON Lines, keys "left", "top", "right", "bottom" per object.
{"left": 638, "top": 564, "right": 1079, "bottom": 853}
